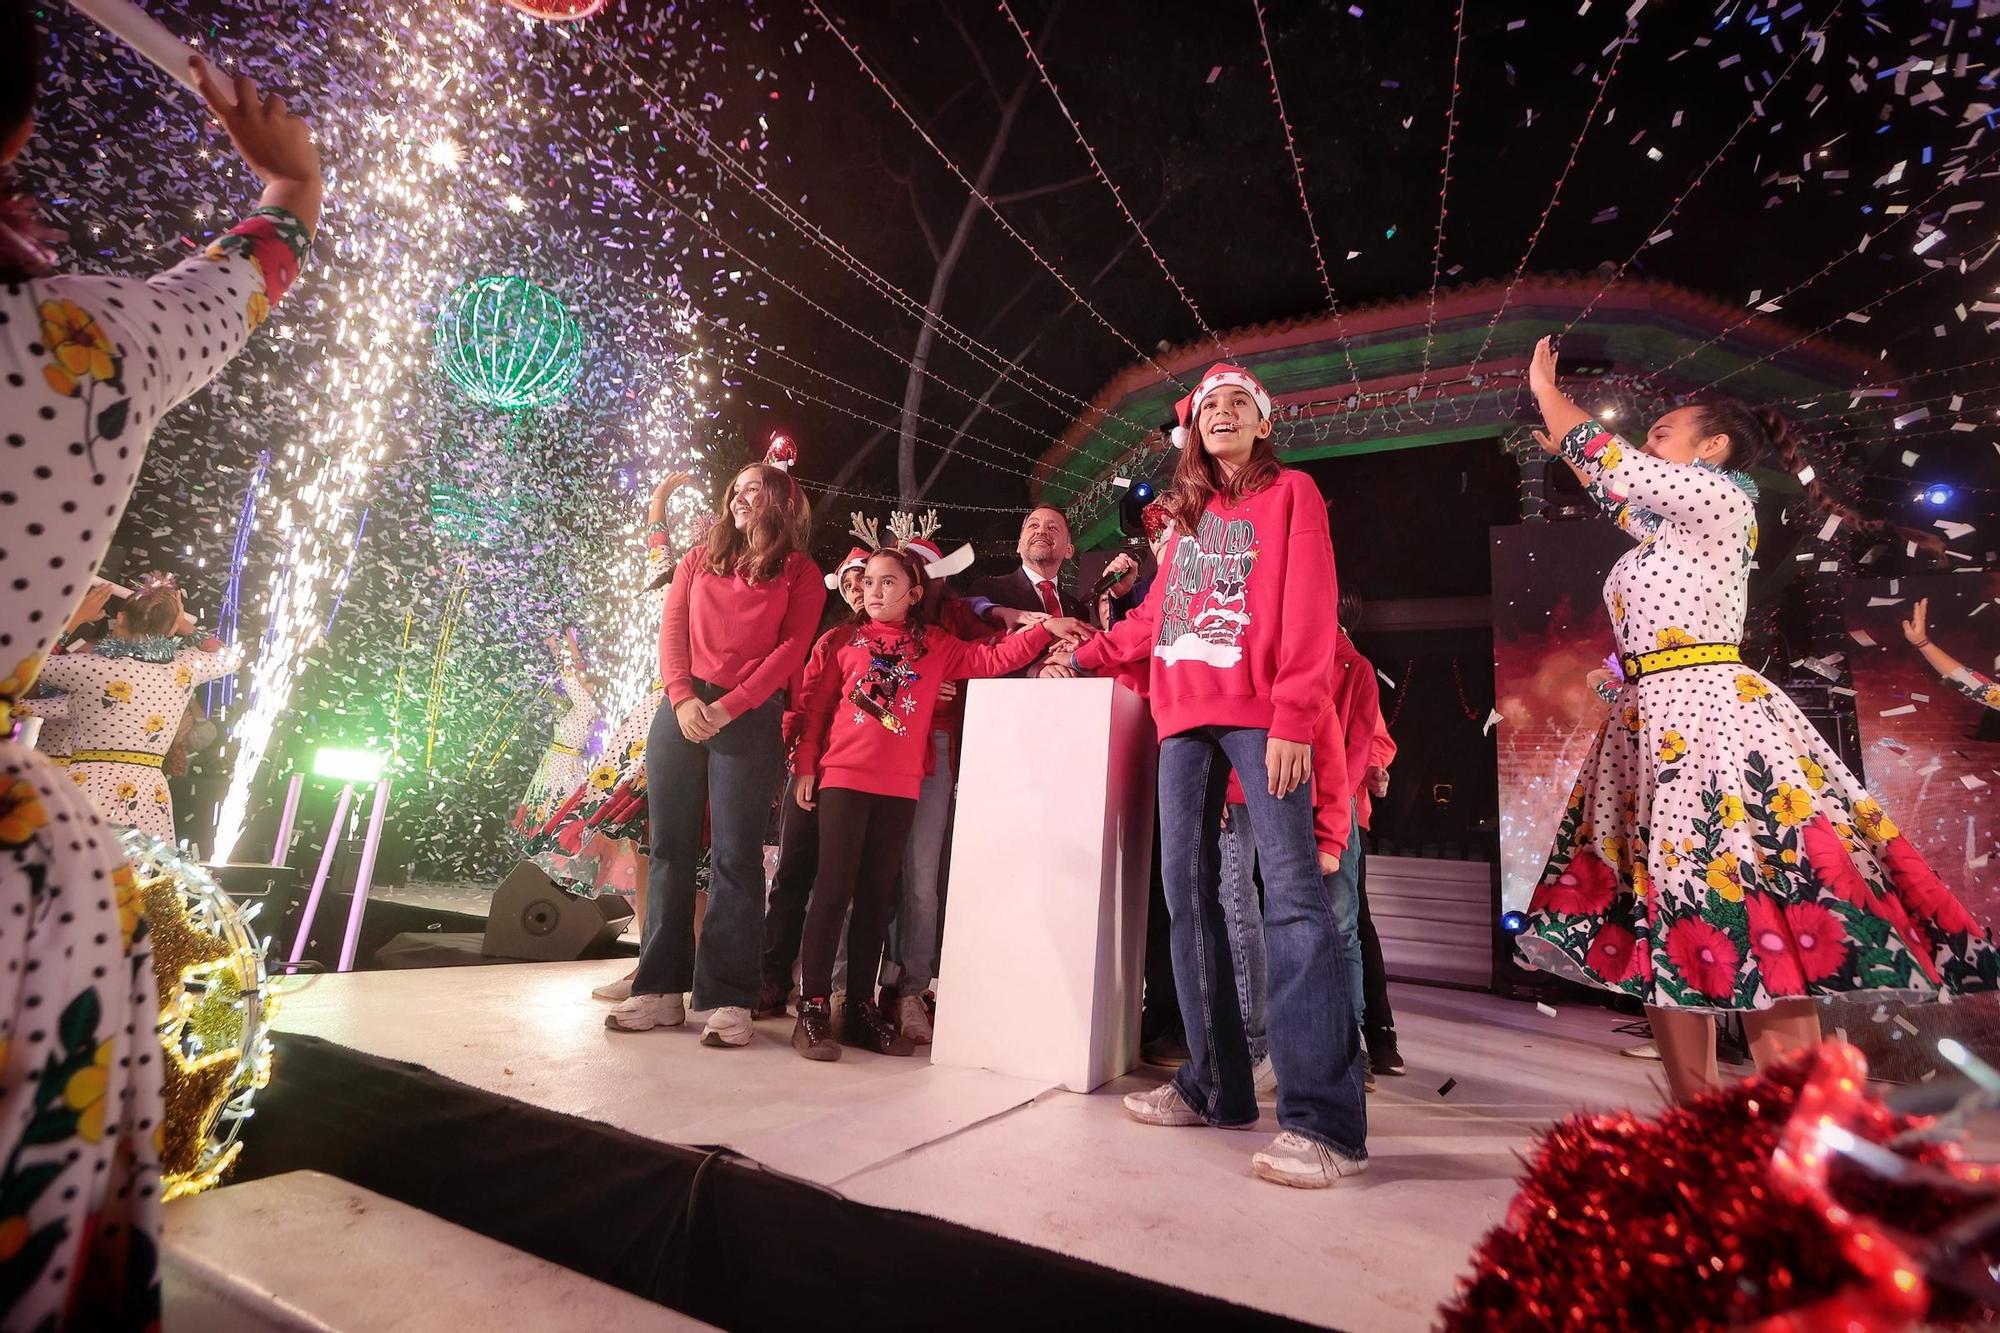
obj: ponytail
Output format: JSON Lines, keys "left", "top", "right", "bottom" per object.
{"left": 1694, "top": 397, "right": 1945, "bottom": 559}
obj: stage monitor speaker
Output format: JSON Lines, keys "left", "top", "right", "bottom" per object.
{"left": 483, "top": 862, "right": 634, "bottom": 962}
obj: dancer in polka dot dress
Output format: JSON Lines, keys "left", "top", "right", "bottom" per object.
{"left": 513, "top": 631, "right": 600, "bottom": 833}
{"left": 37, "top": 578, "right": 240, "bottom": 842}
{"left": 0, "top": 20, "right": 319, "bottom": 1329}
{"left": 528, "top": 472, "right": 700, "bottom": 896}
{"left": 1514, "top": 338, "right": 1998, "bottom": 1103}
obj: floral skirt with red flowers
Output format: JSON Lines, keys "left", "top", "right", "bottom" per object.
{"left": 0, "top": 744, "right": 165, "bottom": 1330}
{"left": 526, "top": 754, "right": 649, "bottom": 900}
{"left": 1515, "top": 663, "right": 2000, "bottom": 1012}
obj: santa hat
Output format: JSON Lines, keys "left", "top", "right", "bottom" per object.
{"left": 763, "top": 432, "right": 798, "bottom": 472}
{"left": 823, "top": 545, "right": 872, "bottom": 591}
{"left": 900, "top": 535, "right": 975, "bottom": 582}
{"left": 1168, "top": 362, "right": 1273, "bottom": 449}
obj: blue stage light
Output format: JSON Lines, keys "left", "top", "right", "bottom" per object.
{"left": 1922, "top": 483, "right": 1954, "bottom": 507}
{"left": 1499, "top": 910, "right": 1528, "bottom": 935}
{"left": 1133, "top": 482, "right": 1153, "bottom": 500}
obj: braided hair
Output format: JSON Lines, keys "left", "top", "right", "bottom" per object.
{"left": 1692, "top": 397, "right": 1945, "bottom": 558}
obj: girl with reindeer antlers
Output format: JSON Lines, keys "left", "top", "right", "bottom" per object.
{"left": 788, "top": 515, "right": 1090, "bottom": 1059}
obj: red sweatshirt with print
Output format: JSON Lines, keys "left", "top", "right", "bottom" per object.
{"left": 660, "top": 543, "right": 826, "bottom": 720}
{"left": 1074, "top": 468, "right": 1339, "bottom": 745}
{"left": 1221, "top": 635, "right": 1368, "bottom": 860}
{"left": 794, "top": 619, "right": 1054, "bottom": 800}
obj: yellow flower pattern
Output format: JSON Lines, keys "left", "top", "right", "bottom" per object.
{"left": 0, "top": 777, "right": 47, "bottom": 849}
{"left": 1852, "top": 798, "right": 1899, "bottom": 843}
{"left": 114, "top": 863, "right": 142, "bottom": 950}
{"left": 1705, "top": 852, "right": 1744, "bottom": 902}
{"left": 1768, "top": 782, "right": 1813, "bottom": 827}
{"left": 0, "top": 652, "right": 43, "bottom": 702}
{"left": 1656, "top": 626, "right": 1696, "bottom": 650}
{"left": 1735, "top": 674, "right": 1770, "bottom": 703}
{"left": 65, "top": 1042, "right": 115, "bottom": 1144}
{"left": 37, "top": 299, "right": 119, "bottom": 398}
{"left": 1717, "top": 794, "right": 1747, "bottom": 828}
{"left": 104, "top": 680, "right": 132, "bottom": 705}
{"left": 1658, "top": 730, "right": 1689, "bottom": 764}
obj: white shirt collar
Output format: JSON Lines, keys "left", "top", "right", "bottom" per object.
{"left": 1020, "top": 561, "right": 1060, "bottom": 590}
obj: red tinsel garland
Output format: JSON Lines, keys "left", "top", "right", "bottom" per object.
{"left": 1439, "top": 1041, "right": 1999, "bottom": 1332}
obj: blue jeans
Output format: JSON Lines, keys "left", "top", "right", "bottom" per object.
{"left": 632, "top": 682, "right": 785, "bottom": 1009}
{"left": 1215, "top": 805, "right": 1268, "bottom": 1065}
{"left": 1160, "top": 727, "right": 1367, "bottom": 1158}
{"left": 1325, "top": 797, "right": 1365, "bottom": 1026}
{"left": 884, "top": 730, "right": 953, "bottom": 996}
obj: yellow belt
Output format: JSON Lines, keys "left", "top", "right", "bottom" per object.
{"left": 1620, "top": 643, "right": 1741, "bottom": 681}
{"left": 72, "top": 749, "right": 165, "bottom": 768}
{"left": 49, "top": 756, "right": 69, "bottom": 767}
{"left": 548, "top": 742, "right": 582, "bottom": 757}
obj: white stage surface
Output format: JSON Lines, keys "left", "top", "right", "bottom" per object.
{"left": 271, "top": 964, "right": 1673, "bottom": 1331}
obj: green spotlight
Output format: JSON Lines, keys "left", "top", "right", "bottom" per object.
{"left": 313, "top": 747, "right": 385, "bottom": 784}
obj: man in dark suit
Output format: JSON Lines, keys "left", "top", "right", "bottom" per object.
{"left": 966, "top": 507, "right": 1138, "bottom": 676}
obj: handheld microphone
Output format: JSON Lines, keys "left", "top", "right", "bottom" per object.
{"left": 1089, "top": 540, "right": 1143, "bottom": 601}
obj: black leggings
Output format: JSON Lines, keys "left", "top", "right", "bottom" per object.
{"left": 761, "top": 773, "right": 819, "bottom": 988}
{"left": 1355, "top": 848, "right": 1398, "bottom": 1041}
{"left": 798, "top": 787, "right": 918, "bottom": 1004}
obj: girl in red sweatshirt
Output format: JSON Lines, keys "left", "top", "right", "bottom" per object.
{"left": 1072, "top": 362, "right": 1368, "bottom": 1188}
{"left": 789, "top": 547, "right": 1087, "bottom": 1059}
{"left": 606, "top": 455, "right": 825, "bottom": 1048}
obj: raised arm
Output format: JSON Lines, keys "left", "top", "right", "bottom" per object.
{"left": 177, "top": 640, "right": 243, "bottom": 686}
{"left": 1904, "top": 599, "right": 2000, "bottom": 711}
{"left": 1529, "top": 337, "right": 1750, "bottom": 535}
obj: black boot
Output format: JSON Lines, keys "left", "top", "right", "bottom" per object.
{"left": 844, "top": 999, "right": 915, "bottom": 1056}
{"left": 1366, "top": 1029, "right": 1406, "bottom": 1076}
{"left": 793, "top": 997, "right": 841, "bottom": 1061}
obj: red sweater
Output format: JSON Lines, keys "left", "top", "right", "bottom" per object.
{"left": 795, "top": 619, "right": 1054, "bottom": 799}
{"left": 1222, "top": 636, "right": 1364, "bottom": 860}
{"left": 660, "top": 543, "right": 826, "bottom": 720}
{"left": 1074, "top": 469, "right": 1339, "bottom": 745}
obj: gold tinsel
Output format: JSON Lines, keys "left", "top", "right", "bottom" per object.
{"left": 137, "top": 848, "right": 274, "bottom": 1201}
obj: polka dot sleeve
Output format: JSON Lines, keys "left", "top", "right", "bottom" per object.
{"left": 1558, "top": 421, "right": 1753, "bottom": 536}
{"left": 46, "top": 206, "right": 310, "bottom": 421}
{"left": 1944, "top": 666, "right": 2000, "bottom": 712}
{"left": 174, "top": 641, "right": 243, "bottom": 686}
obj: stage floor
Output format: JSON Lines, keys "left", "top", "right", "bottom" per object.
{"left": 271, "top": 964, "right": 1675, "bottom": 1331}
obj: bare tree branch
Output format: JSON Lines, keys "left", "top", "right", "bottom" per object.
{"left": 837, "top": 427, "right": 894, "bottom": 483}
{"left": 945, "top": 6, "right": 1005, "bottom": 108}
{"left": 908, "top": 182, "right": 942, "bottom": 265}
{"left": 993, "top": 171, "right": 1096, "bottom": 206}
{"left": 917, "top": 197, "right": 1164, "bottom": 502}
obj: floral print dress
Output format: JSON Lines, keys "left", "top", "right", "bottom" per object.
{"left": 513, "top": 659, "right": 599, "bottom": 833}
{"left": 0, "top": 205, "right": 307, "bottom": 1330}
{"left": 35, "top": 641, "right": 241, "bottom": 840}
{"left": 1516, "top": 422, "right": 1999, "bottom": 1013}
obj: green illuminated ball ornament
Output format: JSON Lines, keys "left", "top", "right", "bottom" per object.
{"left": 434, "top": 276, "right": 584, "bottom": 411}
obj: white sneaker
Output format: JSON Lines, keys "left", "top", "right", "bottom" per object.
{"left": 1251, "top": 1131, "right": 1369, "bottom": 1189}
{"left": 1122, "top": 1082, "right": 1206, "bottom": 1127}
{"left": 701, "top": 1005, "right": 753, "bottom": 1048}
{"left": 591, "top": 970, "right": 635, "bottom": 1002}
{"left": 1621, "top": 1040, "right": 1661, "bottom": 1061}
{"left": 1252, "top": 1056, "right": 1278, "bottom": 1097}
{"left": 605, "top": 992, "right": 685, "bottom": 1032}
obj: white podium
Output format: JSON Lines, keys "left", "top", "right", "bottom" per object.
{"left": 931, "top": 677, "right": 1157, "bottom": 1092}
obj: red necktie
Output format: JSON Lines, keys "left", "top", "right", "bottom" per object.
{"left": 1037, "top": 579, "right": 1062, "bottom": 620}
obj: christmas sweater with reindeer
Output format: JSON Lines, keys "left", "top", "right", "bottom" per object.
{"left": 794, "top": 618, "right": 1054, "bottom": 799}
{"left": 1075, "top": 468, "right": 1339, "bottom": 745}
